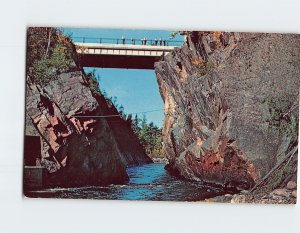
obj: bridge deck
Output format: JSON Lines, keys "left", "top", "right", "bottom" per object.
{"left": 75, "top": 42, "right": 177, "bottom": 69}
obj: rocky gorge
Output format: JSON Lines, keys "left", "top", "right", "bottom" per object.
{"left": 24, "top": 28, "right": 299, "bottom": 203}
{"left": 155, "top": 32, "right": 299, "bottom": 202}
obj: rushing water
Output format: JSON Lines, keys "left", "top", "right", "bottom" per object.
{"left": 25, "top": 163, "right": 235, "bottom": 201}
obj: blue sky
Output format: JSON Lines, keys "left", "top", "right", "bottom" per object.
{"left": 62, "top": 27, "right": 183, "bottom": 127}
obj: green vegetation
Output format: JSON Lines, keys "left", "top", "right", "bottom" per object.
{"left": 105, "top": 94, "right": 163, "bottom": 156}
{"left": 170, "top": 31, "right": 190, "bottom": 38}
{"left": 265, "top": 92, "right": 299, "bottom": 139}
{"left": 130, "top": 114, "right": 163, "bottom": 156}
{"left": 85, "top": 70, "right": 102, "bottom": 97}
{"left": 26, "top": 27, "right": 74, "bottom": 85}
{"left": 105, "top": 92, "right": 163, "bottom": 156}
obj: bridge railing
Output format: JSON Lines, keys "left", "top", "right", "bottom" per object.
{"left": 70, "top": 36, "right": 184, "bottom": 46}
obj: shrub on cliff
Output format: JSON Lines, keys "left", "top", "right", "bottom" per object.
{"left": 265, "top": 92, "right": 299, "bottom": 140}
{"left": 26, "top": 27, "right": 74, "bottom": 85}
{"left": 84, "top": 70, "right": 102, "bottom": 97}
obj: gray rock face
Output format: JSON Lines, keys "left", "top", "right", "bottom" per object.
{"left": 155, "top": 32, "right": 299, "bottom": 189}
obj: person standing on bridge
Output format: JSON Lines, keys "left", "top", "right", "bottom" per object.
{"left": 154, "top": 38, "right": 158, "bottom": 46}
{"left": 122, "top": 36, "right": 125, "bottom": 44}
{"left": 131, "top": 38, "right": 135, "bottom": 45}
{"left": 159, "top": 38, "right": 163, "bottom": 46}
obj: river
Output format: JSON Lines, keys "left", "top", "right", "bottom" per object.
{"left": 25, "top": 163, "right": 236, "bottom": 201}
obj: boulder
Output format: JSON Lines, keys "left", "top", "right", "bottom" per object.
{"left": 230, "top": 194, "right": 246, "bottom": 204}
{"left": 286, "top": 181, "right": 297, "bottom": 190}
{"left": 271, "top": 189, "right": 290, "bottom": 198}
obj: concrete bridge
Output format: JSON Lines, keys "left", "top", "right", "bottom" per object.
{"left": 73, "top": 37, "right": 183, "bottom": 69}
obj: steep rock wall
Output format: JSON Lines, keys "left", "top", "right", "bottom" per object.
{"left": 155, "top": 32, "right": 299, "bottom": 190}
{"left": 25, "top": 71, "right": 127, "bottom": 186}
{"left": 96, "top": 96, "right": 153, "bottom": 166}
{"left": 25, "top": 41, "right": 151, "bottom": 188}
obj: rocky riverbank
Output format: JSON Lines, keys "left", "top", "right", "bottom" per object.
{"left": 206, "top": 181, "right": 297, "bottom": 204}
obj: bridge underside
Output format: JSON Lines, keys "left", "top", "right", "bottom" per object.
{"left": 80, "top": 54, "right": 161, "bottom": 69}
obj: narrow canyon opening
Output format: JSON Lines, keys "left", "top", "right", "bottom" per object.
{"left": 84, "top": 67, "right": 165, "bottom": 161}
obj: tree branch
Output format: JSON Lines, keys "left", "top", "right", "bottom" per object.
{"left": 44, "top": 28, "right": 52, "bottom": 59}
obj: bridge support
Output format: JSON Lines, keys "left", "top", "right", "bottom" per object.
{"left": 75, "top": 43, "right": 176, "bottom": 69}
{"left": 79, "top": 54, "right": 161, "bottom": 69}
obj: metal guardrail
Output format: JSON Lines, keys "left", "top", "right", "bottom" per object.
{"left": 70, "top": 36, "right": 184, "bottom": 46}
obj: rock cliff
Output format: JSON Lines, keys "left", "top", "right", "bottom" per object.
{"left": 93, "top": 93, "right": 153, "bottom": 166}
{"left": 155, "top": 32, "right": 299, "bottom": 190}
{"left": 25, "top": 28, "right": 151, "bottom": 187}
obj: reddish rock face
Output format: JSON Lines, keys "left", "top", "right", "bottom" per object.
{"left": 155, "top": 32, "right": 300, "bottom": 190}
{"left": 25, "top": 69, "right": 151, "bottom": 187}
